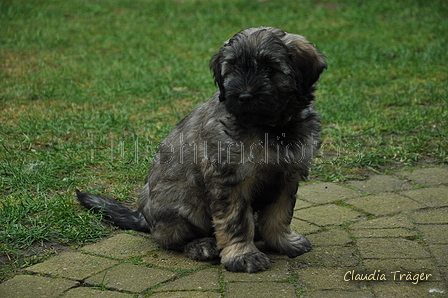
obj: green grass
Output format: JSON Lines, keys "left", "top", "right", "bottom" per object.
{"left": 1, "top": 0, "right": 447, "bottom": 280}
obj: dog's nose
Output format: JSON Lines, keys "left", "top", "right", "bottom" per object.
{"left": 238, "top": 93, "right": 253, "bottom": 103}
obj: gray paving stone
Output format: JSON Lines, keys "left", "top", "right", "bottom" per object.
{"left": 26, "top": 251, "right": 119, "bottom": 280}
{"left": 351, "top": 228, "right": 419, "bottom": 238}
{"left": 345, "top": 193, "right": 425, "bottom": 216}
{"left": 150, "top": 292, "right": 222, "bottom": 298}
{"left": 294, "top": 198, "right": 313, "bottom": 209}
{"left": 142, "top": 249, "right": 214, "bottom": 270}
{"left": 439, "top": 267, "right": 448, "bottom": 283}
{"left": 409, "top": 208, "right": 448, "bottom": 224}
{"left": 223, "top": 257, "right": 290, "bottom": 282}
{"left": 294, "top": 204, "right": 365, "bottom": 226}
{"left": 226, "top": 282, "right": 297, "bottom": 298}
{"left": 81, "top": 233, "right": 158, "bottom": 259}
{"left": 399, "top": 187, "right": 448, "bottom": 207}
{"left": 301, "top": 290, "right": 375, "bottom": 298}
{"left": 297, "top": 246, "right": 359, "bottom": 267}
{"left": 306, "top": 228, "right": 353, "bottom": 246}
{"left": 291, "top": 218, "right": 321, "bottom": 234}
{"left": 155, "top": 268, "right": 220, "bottom": 291}
{"left": 294, "top": 268, "right": 362, "bottom": 290}
{"left": 349, "top": 214, "right": 415, "bottom": 229}
{"left": 396, "top": 167, "right": 448, "bottom": 186}
{"left": 0, "top": 275, "right": 77, "bottom": 298}
{"left": 428, "top": 244, "right": 448, "bottom": 266}
{"left": 86, "top": 263, "right": 175, "bottom": 292}
{"left": 362, "top": 259, "right": 441, "bottom": 281}
{"left": 370, "top": 282, "right": 447, "bottom": 298}
{"left": 297, "top": 183, "right": 361, "bottom": 203}
{"left": 348, "top": 175, "right": 412, "bottom": 193}
{"left": 62, "top": 286, "right": 133, "bottom": 297}
{"left": 357, "top": 238, "right": 431, "bottom": 259}
{"left": 418, "top": 224, "right": 448, "bottom": 244}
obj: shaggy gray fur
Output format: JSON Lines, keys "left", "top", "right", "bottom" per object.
{"left": 77, "top": 27, "right": 327, "bottom": 272}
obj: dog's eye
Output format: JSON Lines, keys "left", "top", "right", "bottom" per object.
{"left": 266, "top": 66, "right": 276, "bottom": 75}
{"left": 226, "top": 59, "right": 236, "bottom": 66}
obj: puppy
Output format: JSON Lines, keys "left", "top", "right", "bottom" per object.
{"left": 77, "top": 27, "right": 327, "bottom": 273}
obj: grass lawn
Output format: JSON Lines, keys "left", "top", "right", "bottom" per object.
{"left": 1, "top": 0, "right": 447, "bottom": 280}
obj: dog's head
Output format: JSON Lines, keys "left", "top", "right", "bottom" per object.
{"left": 210, "top": 27, "right": 327, "bottom": 126}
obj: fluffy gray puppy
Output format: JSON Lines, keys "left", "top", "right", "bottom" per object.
{"left": 77, "top": 26, "right": 327, "bottom": 273}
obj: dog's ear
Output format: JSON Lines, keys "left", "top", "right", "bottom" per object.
{"left": 282, "top": 33, "right": 327, "bottom": 92}
{"left": 210, "top": 50, "right": 226, "bottom": 102}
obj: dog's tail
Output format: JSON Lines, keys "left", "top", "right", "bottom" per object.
{"left": 75, "top": 189, "right": 150, "bottom": 232}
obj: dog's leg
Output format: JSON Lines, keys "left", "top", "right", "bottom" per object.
{"left": 257, "top": 184, "right": 312, "bottom": 258}
{"left": 211, "top": 178, "right": 271, "bottom": 273}
{"left": 183, "top": 237, "right": 220, "bottom": 261}
{"left": 149, "top": 211, "right": 219, "bottom": 260}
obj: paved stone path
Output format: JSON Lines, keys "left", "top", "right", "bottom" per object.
{"left": 1, "top": 167, "right": 447, "bottom": 297}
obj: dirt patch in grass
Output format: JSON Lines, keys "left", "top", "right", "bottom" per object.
{"left": 0, "top": 241, "right": 73, "bottom": 282}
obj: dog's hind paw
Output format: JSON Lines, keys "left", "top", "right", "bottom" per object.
{"left": 184, "top": 237, "right": 220, "bottom": 261}
{"left": 265, "top": 232, "right": 312, "bottom": 258}
{"left": 284, "top": 233, "right": 312, "bottom": 258}
{"left": 223, "top": 251, "right": 271, "bottom": 273}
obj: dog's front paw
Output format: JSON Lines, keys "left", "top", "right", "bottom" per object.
{"left": 223, "top": 251, "right": 271, "bottom": 273}
{"left": 283, "top": 233, "right": 312, "bottom": 258}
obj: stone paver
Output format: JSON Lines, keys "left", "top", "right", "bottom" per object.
{"left": 298, "top": 246, "right": 359, "bottom": 267}
{"left": 291, "top": 218, "right": 321, "bottom": 234}
{"left": 26, "top": 251, "right": 119, "bottom": 280}
{"left": 345, "top": 193, "right": 425, "bottom": 216}
{"left": 428, "top": 244, "right": 448, "bottom": 266}
{"left": 370, "top": 282, "right": 447, "bottom": 298}
{"left": 294, "top": 199, "right": 314, "bottom": 209}
{"left": 1, "top": 166, "right": 447, "bottom": 298}
{"left": 357, "top": 238, "right": 431, "bottom": 259}
{"left": 306, "top": 228, "right": 353, "bottom": 246}
{"left": 86, "top": 262, "right": 175, "bottom": 292}
{"left": 81, "top": 232, "right": 158, "bottom": 259}
{"left": 351, "top": 228, "right": 419, "bottom": 238}
{"left": 399, "top": 187, "right": 448, "bottom": 207}
{"left": 0, "top": 275, "right": 77, "bottom": 298}
{"left": 349, "top": 213, "right": 415, "bottom": 229}
{"left": 155, "top": 268, "right": 220, "bottom": 291}
{"left": 301, "top": 291, "right": 375, "bottom": 298}
{"left": 298, "top": 182, "right": 361, "bottom": 203}
{"left": 418, "top": 225, "right": 448, "bottom": 244}
{"left": 396, "top": 167, "right": 448, "bottom": 185}
{"left": 294, "top": 204, "right": 365, "bottom": 226}
{"left": 150, "top": 292, "right": 222, "bottom": 298}
{"left": 62, "top": 287, "right": 133, "bottom": 298}
{"left": 410, "top": 208, "right": 448, "bottom": 224}
{"left": 348, "top": 174, "right": 413, "bottom": 193}
{"left": 295, "top": 267, "right": 363, "bottom": 290}
{"left": 226, "top": 282, "right": 297, "bottom": 298}
{"left": 362, "top": 259, "right": 443, "bottom": 280}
